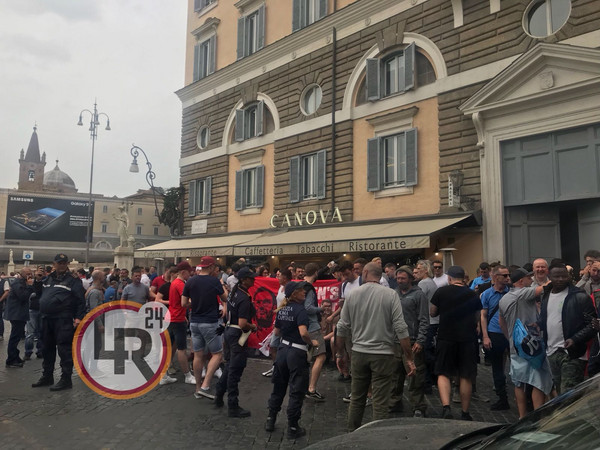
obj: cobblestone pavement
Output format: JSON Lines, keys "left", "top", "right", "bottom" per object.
{"left": 0, "top": 321, "right": 519, "bottom": 449}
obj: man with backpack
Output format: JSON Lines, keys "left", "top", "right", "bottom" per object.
{"left": 480, "top": 265, "right": 511, "bottom": 410}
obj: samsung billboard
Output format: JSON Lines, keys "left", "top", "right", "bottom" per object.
{"left": 5, "top": 195, "right": 94, "bottom": 242}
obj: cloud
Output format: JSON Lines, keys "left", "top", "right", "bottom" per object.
{"left": 0, "top": 35, "right": 71, "bottom": 68}
{"left": 0, "top": 0, "right": 101, "bottom": 21}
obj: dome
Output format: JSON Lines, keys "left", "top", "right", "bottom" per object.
{"left": 44, "top": 160, "right": 77, "bottom": 191}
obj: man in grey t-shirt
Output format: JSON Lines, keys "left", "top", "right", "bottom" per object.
{"left": 121, "top": 267, "right": 151, "bottom": 304}
{"left": 498, "top": 268, "right": 549, "bottom": 418}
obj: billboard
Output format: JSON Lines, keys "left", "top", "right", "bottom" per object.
{"left": 5, "top": 195, "right": 94, "bottom": 242}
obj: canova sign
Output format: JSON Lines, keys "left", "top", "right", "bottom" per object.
{"left": 270, "top": 207, "right": 343, "bottom": 228}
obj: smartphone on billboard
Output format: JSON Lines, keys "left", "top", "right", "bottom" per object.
{"left": 9, "top": 207, "right": 66, "bottom": 232}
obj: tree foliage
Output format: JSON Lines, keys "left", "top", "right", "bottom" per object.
{"left": 159, "top": 185, "right": 184, "bottom": 236}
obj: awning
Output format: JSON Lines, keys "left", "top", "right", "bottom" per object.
{"left": 135, "top": 214, "right": 472, "bottom": 259}
{"left": 134, "top": 233, "right": 263, "bottom": 258}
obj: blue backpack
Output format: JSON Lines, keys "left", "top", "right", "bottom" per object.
{"left": 513, "top": 318, "right": 545, "bottom": 369}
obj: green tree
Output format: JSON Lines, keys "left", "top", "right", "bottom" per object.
{"left": 159, "top": 185, "right": 184, "bottom": 236}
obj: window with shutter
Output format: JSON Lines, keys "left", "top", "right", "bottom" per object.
{"left": 366, "top": 42, "right": 417, "bottom": 101}
{"left": 292, "top": 0, "right": 327, "bottom": 31}
{"left": 290, "top": 156, "right": 300, "bottom": 203}
{"left": 367, "top": 129, "right": 418, "bottom": 192}
{"left": 193, "top": 37, "right": 215, "bottom": 82}
{"left": 235, "top": 101, "right": 265, "bottom": 142}
{"left": 235, "top": 166, "right": 265, "bottom": 210}
{"left": 238, "top": 5, "right": 265, "bottom": 59}
{"left": 189, "top": 178, "right": 212, "bottom": 215}
{"left": 188, "top": 180, "right": 197, "bottom": 216}
{"left": 290, "top": 150, "right": 327, "bottom": 201}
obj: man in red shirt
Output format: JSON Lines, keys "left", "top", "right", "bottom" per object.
{"left": 168, "top": 261, "right": 195, "bottom": 385}
{"left": 151, "top": 264, "right": 175, "bottom": 296}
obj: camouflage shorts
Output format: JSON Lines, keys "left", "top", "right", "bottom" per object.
{"left": 548, "top": 350, "right": 587, "bottom": 394}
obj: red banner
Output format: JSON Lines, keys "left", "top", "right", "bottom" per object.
{"left": 246, "top": 278, "right": 341, "bottom": 349}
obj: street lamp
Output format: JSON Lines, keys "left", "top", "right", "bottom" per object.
{"left": 78, "top": 101, "right": 111, "bottom": 267}
{"left": 129, "top": 145, "right": 161, "bottom": 219}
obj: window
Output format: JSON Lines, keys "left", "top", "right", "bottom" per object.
{"left": 367, "top": 129, "right": 417, "bottom": 191}
{"left": 28, "top": 170, "right": 35, "bottom": 181}
{"left": 197, "top": 126, "right": 210, "bottom": 149}
{"left": 525, "top": 0, "right": 570, "bottom": 38}
{"left": 235, "top": 166, "right": 265, "bottom": 210}
{"left": 237, "top": 5, "right": 265, "bottom": 60}
{"left": 102, "top": 205, "right": 108, "bottom": 213}
{"left": 235, "top": 101, "right": 264, "bottom": 142}
{"left": 137, "top": 207, "right": 142, "bottom": 215}
{"left": 366, "top": 43, "right": 415, "bottom": 101}
{"left": 188, "top": 176, "right": 212, "bottom": 216}
{"left": 290, "top": 150, "right": 326, "bottom": 203}
{"left": 193, "top": 36, "right": 216, "bottom": 82}
{"left": 153, "top": 226, "right": 159, "bottom": 236}
{"left": 300, "top": 84, "right": 322, "bottom": 116}
{"left": 194, "top": 0, "right": 215, "bottom": 12}
{"left": 416, "top": 52, "right": 436, "bottom": 87}
{"left": 101, "top": 223, "right": 108, "bottom": 233}
{"left": 136, "top": 225, "right": 142, "bottom": 235}
{"left": 292, "top": 0, "right": 327, "bottom": 32}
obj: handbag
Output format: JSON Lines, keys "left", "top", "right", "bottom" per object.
{"left": 513, "top": 318, "right": 545, "bottom": 369}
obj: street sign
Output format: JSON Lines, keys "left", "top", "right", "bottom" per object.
{"left": 23, "top": 250, "right": 34, "bottom": 260}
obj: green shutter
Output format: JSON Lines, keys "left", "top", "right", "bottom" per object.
{"left": 366, "top": 58, "right": 380, "bottom": 101}
{"left": 235, "top": 109, "right": 245, "bottom": 142}
{"left": 208, "top": 35, "right": 216, "bottom": 75}
{"left": 318, "top": 0, "right": 327, "bottom": 20}
{"left": 255, "top": 101, "right": 264, "bottom": 137}
{"left": 367, "top": 137, "right": 381, "bottom": 191}
{"left": 237, "top": 17, "right": 245, "bottom": 60}
{"left": 204, "top": 176, "right": 212, "bottom": 214}
{"left": 255, "top": 165, "right": 265, "bottom": 208}
{"left": 404, "top": 42, "right": 415, "bottom": 92}
{"left": 193, "top": 43, "right": 201, "bottom": 82}
{"left": 316, "top": 149, "right": 326, "bottom": 199}
{"left": 257, "top": 5, "right": 265, "bottom": 51}
{"left": 235, "top": 171, "right": 243, "bottom": 210}
{"left": 188, "top": 180, "right": 197, "bottom": 216}
{"left": 405, "top": 128, "right": 418, "bottom": 186}
{"left": 290, "top": 156, "right": 300, "bottom": 203}
{"left": 292, "top": 0, "right": 301, "bottom": 31}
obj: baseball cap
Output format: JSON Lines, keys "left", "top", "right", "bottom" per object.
{"left": 175, "top": 261, "right": 193, "bottom": 272}
{"left": 237, "top": 267, "right": 257, "bottom": 280}
{"left": 284, "top": 281, "right": 307, "bottom": 298}
{"left": 510, "top": 267, "right": 533, "bottom": 283}
{"left": 198, "top": 256, "right": 216, "bottom": 268}
{"left": 54, "top": 253, "right": 68, "bottom": 263}
{"left": 447, "top": 265, "right": 465, "bottom": 279}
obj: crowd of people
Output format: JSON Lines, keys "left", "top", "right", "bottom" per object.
{"left": 1, "top": 250, "right": 600, "bottom": 438}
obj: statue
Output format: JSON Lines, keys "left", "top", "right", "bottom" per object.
{"left": 9, "top": 249, "right": 14, "bottom": 264}
{"left": 113, "top": 206, "right": 134, "bottom": 248}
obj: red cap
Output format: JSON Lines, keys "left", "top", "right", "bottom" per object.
{"left": 175, "top": 261, "right": 193, "bottom": 272}
{"left": 198, "top": 256, "right": 216, "bottom": 268}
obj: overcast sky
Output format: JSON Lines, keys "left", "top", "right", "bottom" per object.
{"left": 0, "top": 0, "right": 187, "bottom": 198}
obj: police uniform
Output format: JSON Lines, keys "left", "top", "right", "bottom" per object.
{"left": 266, "top": 299, "right": 310, "bottom": 432}
{"left": 215, "top": 283, "right": 256, "bottom": 415}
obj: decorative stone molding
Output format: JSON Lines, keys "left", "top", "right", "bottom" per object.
{"left": 366, "top": 106, "right": 418, "bottom": 134}
{"left": 234, "top": 0, "right": 264, "bottom": 14}
{"left": 376, "top": 21, "right": 406, "bottom": 52}
{"left": 472, "top": 112, "right": 485, "bottom": 153}
{"left": 451, "top": 0, "right": 463, "bottom": 28}
{"left": 235, "top": 148, "right": 265, "bottom": 168}
{"left": 191, "top": 17, "right": 220, "bottom": 40}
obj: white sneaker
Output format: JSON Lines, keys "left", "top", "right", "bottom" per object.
{"left": 262, "top": 367, "right": 274, "bottom": 377}
{"left": 215, "top": 368, "right": 223, "bottom": 379}
{"left": 201, "top": 367, "right": 207, "bottom": 378}
{"left": 160, "top": 374, "right": 177, "bottom": 385}
{"left": 184, "top": 372, "right": 197, "bottom": 384}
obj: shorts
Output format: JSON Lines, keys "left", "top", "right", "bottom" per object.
{"left": 190, "top": 322, "right": 223, "bottom": 354}
{"left": 434, "top": 339, "right": 477, "bottom": 379}
{"left": 309, "top": 330, "right": 326, "bottom": 358}
{"left": 169, "top": 321, "right": 188, "bottom": 351}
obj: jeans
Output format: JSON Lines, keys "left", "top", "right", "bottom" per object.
{"left": 25, "top": 309, "right": 43, "bottom": 356}
{"left": 488, "top": 332, "right": 509, "bottom": 399}
{"left": 267, "top": 345, "right": 310, "bottom": 424}
{"left": 216, "top": 327, "right": 247, "bottom": 409}
{"left": 348, "top": 350, "right": 395, "bottom": 431}
{"left": 390, "top": 342, "right": 426, "bottom": 412}
{"left": 548, "top": 350, "right": 587, "bottom": 395}
{"left": 7, "top": 320, "right": 26, "bottom": 363}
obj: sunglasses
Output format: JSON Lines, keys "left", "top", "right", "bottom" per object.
{"left": 496, "top": 274, "right": 510, "bottom": 277}
{"left": 433, "top": 266, "right": 443, "bottom": 269}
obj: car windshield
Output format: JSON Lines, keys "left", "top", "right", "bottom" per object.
{"left": 480, "top": 375, "right": 600, "bottom": 449}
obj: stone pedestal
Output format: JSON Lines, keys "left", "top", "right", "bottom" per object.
{"left": 114, "top": 246, "right": 135, "bottom": 271}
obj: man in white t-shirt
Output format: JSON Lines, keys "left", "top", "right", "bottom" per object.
{"left": 432, "top": 260, "right": 449, "bottom": 288}
{"left": 539, "top": 264, "right": 597, "bottom": 395}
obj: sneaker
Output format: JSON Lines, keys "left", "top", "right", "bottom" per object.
{"left": 490, "top": 398, "right": 510, "bottom": 411}
{"left": 201, "top": 367, "right": 207, "bottom": 378}
{"left": 461, "top": 411, "right": 473, "bottom": 421}
{"left": 287, "top": 425, "right": 306, "bottom": 440}
{"left": 167, "top": 366, "right": 177, "bottom": 376}
{"left": 471, "top": 392, "right": 490, "bottom": 402}
{"left": 159, "top": 374, "right": 177, "bottom": 385}
{"left": 228, "top": 407, "right": 251, "bottom": 418}
{"left": 452, "top": 390, "right": 461, "bottom": 404}
{"left": 365, "top": 397, "right": 372, "bottom": 407}
{"left": 262, "top": 366, "right": 274, "bottom": 377}
{"left": 194, "top": 387, "right": 215, "bottom": 400}
{"left": 265, "top": 416, "right": 276, "bottom": 432}
{"left": 184, "top": 372, "right": 196, "bottom": 384}
{"left": 215, "top": 367, "right": 223, "bottom": 379}
{"left": 6, "top": 361, "right": 24, "bottom": 368}
{"left": 413, "top": 409, "right": 424, "bottom": 418}
{"left": 32, "top": 376, "right": 54, "bottom": 388}
{"left": 305, "top": 390, "right": 325, "bottom": 401}
{"left": 442, "top": 405, "right": 453, "bottom": 420}
{"left": 49, "top": 377, "right": 72, "bottom": 391}
{"left": 342, "top": 393, "right": 352, "bottom": 403}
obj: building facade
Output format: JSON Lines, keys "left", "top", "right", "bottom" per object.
{"left": 138, "top": 0, "right": 600, "bottom": 273}
{"left": 1, "top": 127, "right": 171, "bottom": 270}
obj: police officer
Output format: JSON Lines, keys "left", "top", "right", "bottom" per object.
{"left": 265, "top": 281, "right": 319, "bottom": 439}
{"left": 215, "top": 267, "right": 257, "bottom": 417}
{"left": 32, "top": 254, "right": 86, "bottom": 391}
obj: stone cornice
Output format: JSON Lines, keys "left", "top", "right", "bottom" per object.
{"left": 234, "top": 0, "right": 264, "bottom": 15}
{"left": 176, "top": 0, "right": 426, "bottom": 106}
{"left": 191, "top": 17, "right": 221, "bottom": 39}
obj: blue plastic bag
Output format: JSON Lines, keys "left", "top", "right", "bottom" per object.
{"left": 513, "top": 318, "right": 545, "bottom": 369}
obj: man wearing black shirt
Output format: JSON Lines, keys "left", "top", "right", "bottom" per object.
{"left": 430, "top": 266, "right": 481, "bottom": 421}
{"left": 215, "top": 267, "right": 256, "bottom": 418}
